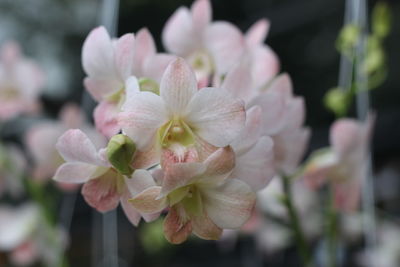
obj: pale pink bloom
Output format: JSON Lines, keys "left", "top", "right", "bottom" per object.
{"left": 303, "top": 115, "right": 374, "bottom": 211}
{"left": 162, "top": 0, "right": 245, "bottom": 85}
{"left": 0, "top": 145, "right": 26, "bottom": 198}
{"left": 230, "top": 106, "right": 275, "bottom": 191}
{"left": 128, "top": 146, "right": 256, "bottom": 244}
{"left": 118, "top": 58, "right": 245, "bottom": 154}
{"left": 53, "top": 129, "right": 159, "bottom": 225}
{"left": 0, "top": 41, "right": 44, "bottom": 120}
{"left": 83, "top": 27, "right": 174, "bottom": 138}
{"left": 25, "top": 104, "right": 105, "bottom": 191}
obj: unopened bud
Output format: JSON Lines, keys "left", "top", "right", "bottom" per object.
{"left": 324, "top": 88, "right": 350, "bottom": 117}
{"left": 107, "top": 134, "right": 136, "bottom": 176}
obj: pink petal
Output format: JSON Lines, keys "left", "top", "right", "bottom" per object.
{"left": 303, "top": 150, "right": 338, "bottom": 189}
{"left": 232, "top": 136, "right": 275, "bottom": 191}
{"left": 132, "top": 28, "right": 156, "bottom": 76}
{"left": 83, "top": 77, "right": 121, "bottom": 102}
{"left": 250, "top": 45, "right": 280, "bottom": 89}
{"left": 203, "top": 178, "right": 256, "bottom": 229}
{"left": 191, "top": 0, "right": 212, "bottom": 34}
{"left": 205, "top": 22, "right": 245, "bottom": 74}
{"left": 56, "top": 129, "right": 104, "bottom": 165}
{"left": 191, "top": 212, "right": 222, "bottom": 240}
{"left": 59, "top": 103, "right": 85, "bottom": 129}
{"left": 114, "top": 33, "right": 135, "bottom": 81}
{"left": 283, "top": 97, "right": 306, "bottom": 131}
{"left": 53, "top": 162, "right": 105, "bottom": 184}
{"left": 162, "top": 7, "right": 198, "bottom": 56}
{"left": 119, "top": 91, "right": 168, "bottom": 150}
{"left": 94, "top": 101, "right": 121, "bottom": 139}
{"left": 81, "top": 171, "right": 121, "bottom": 212}
{"left": 82, "top": 26, "right": 115, "bottom": 78}
{"left": 120, "top": 190, "right": 142, "bottom": 226}
{"left": 245, "top": 19, "right": 270, "bottom": 47}
{"left": 10, "top": 240, "right": 38, "bottom": 266}
{"left": 128, "top": 186, "right": 167, "bottom": 214}
{"left": 330, "top": 119, "right": 364, "bottom": 158}
{"left": 186, "top": 87, "right": 245, "bottom": 147}
{"left": 334, "top": 179, "right": 361, "bottom": 212}
{"left": 124, "top": 170, "right": 157, "bottom": 196}
{"left": 221, "top": 59, "right": 254, "bottom": 102}
{"left": 202, "top": 146, "right": 235, "bottom": 178}
{"left": 163, "top": 206, "right": 192, "bottom": 244}
{"left": 160, "top": 58, "right": 197, "bottom": 115}
{"left": 0, "top": 41, "right": 21, "bottom": 67}
{"left": 143, "top": 53, "right": 176, "bottom": 82}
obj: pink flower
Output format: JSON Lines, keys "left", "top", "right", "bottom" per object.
{"left": 82, "top": 27, "right": 174, "bottom": 138}
{"left": 0, "top": 41, "right": 44, "bottom": 120}
{"left": 162, "top": 0, "right": 245, "bottom": 85}
{"left": 118, "top": 58, "right": 245, "bottom": 153}
{"left": 25, "top": 103, "right": 105, "bottom": 191}
{"left": 53, "top": 129, "right": 159, "bottom": 225}
{"left": 128, "top": 146, "right": 256, "bottom": 244}
{"left": 303, "top": 115, "right": 375, "bottom": 211}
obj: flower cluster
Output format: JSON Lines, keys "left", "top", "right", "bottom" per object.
{"left": 53, "top": 0, "right": 308, "bottom": 244}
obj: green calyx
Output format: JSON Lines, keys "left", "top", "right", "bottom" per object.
{"left": 106, "top": 134, "right": 136, "bottom": 176}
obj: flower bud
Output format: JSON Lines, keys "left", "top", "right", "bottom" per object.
{"left": 324, "top": 88, "right": 350, "bottom": 117}
{"left": 107, "top": 134, "right": 136, "bottom": 176}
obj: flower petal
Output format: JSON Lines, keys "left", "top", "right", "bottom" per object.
{"left": 81, "top": 171, "right": 121, "bottom": 212}
{"left": 245, "top": 19, "right": 270, "bottom": 47}
{"left": 119, "top": 92, "right": 168, "bottom": 150}
{"left": 114, "top": 33, "right": 135, "bottom": 80}
{"left": 93, "top": 101, "right": 121, "bottom": 138}
{"left": 120, "top": 190, "right": 142, "bottom": 226}
{"left": 83, "top": 77, "right": 121, "bottom": 102}
{"left": 53, "top": 162, "right": 106, "bottom": 184}
{"left": 330, "top": 119, "right": 364, "bottom": 158}
{"left": 163, "top": 206, "right": 192, "bottom": 244}
{"left": 186, "top": 87, "right": 245, "bottom": 147}
{"left": 191, "top": 212, "right": 222, "bottom": 240}
{"left": 334, "top": 179, "right": 361, "bottom": 212}
{"left": 132, "top": 28, "right": 156, "bottom": 76}
{"left": 250, "top": 45, "right": 280, "bottom": 89}
{"left": 162, "top": 7, "right": 198, "bottom": 56}
{"left": 128, "top": 186, "right": 167, "bottom": 214}
{"left": 232, "top": 136, "right": 275, "bottom": 191}
{"left": 203, "top": 178, "right": 256, "bottom": 229}
{"left": 191, "top": 0, "right": 211, "bottom": 34}
{"left": 205, "top": 22, "right": 245, "bottom": 74}
{"left": 221, "top": 59, "right": 254, "bottom": 102}
{"left": 143, "top": 53, "right": 176, "bottom": 82}
{"left": 56, "top": 129, "right": 105, "bottom": 165}
{"left": 202, "top": 146, "right": 235, "bottom": 179}
{"left": 82, "top": 26, "right": 115, "bottom": 78}
{"left": 160, "top": 58, "right": 197, "bottom": 115}
{"left": 125, "top": 170, "right": 157, "bottom": 196}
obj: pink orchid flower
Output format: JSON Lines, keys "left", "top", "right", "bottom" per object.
{"left": 53, "top": 129, "right": 159, "bottom": 226}
{"left": 25, "top": 103, "right": 105, "bottom": 191}
{"left": 128, "top": 146, "right": 256, "bottom": 244}
{"left": 82, "top": 27, "right": 174, "bottom": 138}
{"left": 162, "top": 0, "right": 245, "bottom": 86}
{"left": 118, "top": 58, "right": 245, "bottom": 155}
{"left": 0, "top": 41, "right": 44, "bottom": 120}
{"left": 303, "top": 114, "right": 374, "bottom": 211}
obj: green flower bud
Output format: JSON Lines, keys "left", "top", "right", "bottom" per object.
{"left": 107, "top": 134, "right": 136, "bottom": 176}
{"left": 336, "top": 24, "right": 360, "bottom": 55}
{"left": 372, "top": 2, "right": 391, "bottom": 39}
{"left": 324, "top": 88, "right": 350, "bottom": 117}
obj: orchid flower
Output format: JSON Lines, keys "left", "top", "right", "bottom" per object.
{"left": 128, "top": 146, "right": 256, "bottom": 244}
{"left": 82, "top": 27, "right": 174, "bottom": 138}
{"left": 162, "top": 0, "right": 245, "bottom": 86}
{"left": 53, "top": 129, "right": 159, "bottom": 225}
{"left": 118, "top": 58, "right": 245, "bottom": 157}
{"left": 25, "top": 104, "right": 106, "bottom": 191}
{"left": 303, "top": 114, "right": 374, "bottom": 211}
{"left": 0, "top": 41, "right": 44, "bottom": 120}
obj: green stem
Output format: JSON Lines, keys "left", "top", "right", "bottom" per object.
{"left": 281, "top": 175, "right": 313, "bottom": 267}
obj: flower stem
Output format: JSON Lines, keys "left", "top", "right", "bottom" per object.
{"left": 281, "top": 175, "right": 313, "bottom": 267}
{"left": 326, "top": 185, "right": 338, "bottom": 267}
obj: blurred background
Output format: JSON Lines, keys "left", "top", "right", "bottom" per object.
{"left": 0, "top": 0, "right": 399, "bottom": 266}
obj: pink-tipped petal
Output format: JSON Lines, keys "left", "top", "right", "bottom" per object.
{"left": 245, "top": 19, "right": 270, "bottom": 47}
{"left": 56, "top": 129, "right": 105, "bottom": 165}
{"left": 133, "top": 28, "right": 156, "bottom": 76}
{"left": 94, "top": 101, "right": 121, "bottom": 139}
{"left": 81, "top": 172, "right": 121, "bottom": 212}
{"left": 160, "top": 58, "right": 198, "bottom": 115}
{"left": 128, "top": 186, "right": 167, "bottom": 214}
{"left": 191, "top": 212, "right": 222, "bottom": 240}
{"left": 120, "top": 190, "right": 142, "bottom": 226}
{"left": 114, "top": 33, "right": 135, "bottom": 80}
{"left": 330, "top": 119, "right": 364, "bottom": 158}
{"left": 59, "top": 103, "right": 85, "bottom": 129}
{"left": 163, "top": 206, "right": 192, "bottom": 244}
{"left": 83, "top": 77, "right": 121, "bottom": 102}
{"left": 191, "top": 0, "right": 212, "bottom": 33}
{"left": 119, "top": 91, "right": 168, "bottom": 150}
{"left": 186, "top": 87, "right": 245, "bottom": 147}
{"left": 53, "top": 162, "right": 105, "bottom": 184}
{"left": 205, "top": 22, "right": 245, "bottom": 74}
{"left": 143, "top": 53, "right": 176, "bottom": 82}
{"left": 232, "top": 136, "right": 275, "bottom": 191}
{"left": 124, "top": 170, "right": 157, "bottom": 196}
{"left": 203, "top": 178, "right": 256, "bottom": 229}
{"left": 202, "top": 146, "right": 235, "bottom": 178}
{"left": 250, "top": 45, "right": 280, "bottom": 89}
{"left": 221, "top": 59, "right": 254, "bottom": 102}
{"left": 162, "top": 7, "right": 198, "bottom": 56}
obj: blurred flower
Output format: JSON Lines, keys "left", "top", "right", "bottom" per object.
{"left": 0, "top": 41, "right": 44, "bottom": 120}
